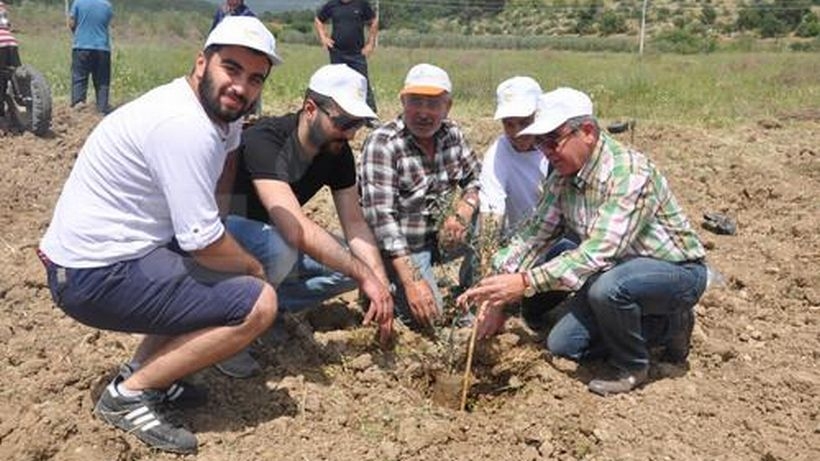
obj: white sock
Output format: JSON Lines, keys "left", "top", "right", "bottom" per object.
{"left": 116, "top": 381, "right": 143, "bottom": 398}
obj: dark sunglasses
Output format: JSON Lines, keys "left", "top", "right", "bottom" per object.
{"left": 316, "top": 103, "right": 367, "bottom": 131}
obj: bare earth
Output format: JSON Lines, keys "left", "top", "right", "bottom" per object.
{"left": 0, "top": 105, "right": 818, "bottom": 461}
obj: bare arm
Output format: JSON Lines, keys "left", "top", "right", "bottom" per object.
{"left": 333, "top": 186, "right": 388, "bottom": 285}
{"left": 255, "top": 179, "right": 372, "bottom": 283}
{"left": 362, "top": 16, "right": 378, "bottom": 56}
{"left": 333, "top": 185, "right": 394, "bottom": 341}
{"left": 68, "top": 16, "right": 75, "bottom": 32}
{"left": 190, "top": 231, "right": 265, "bottom": 280}
{"left": 313, "top": 16, "right": 333, "bottom": 50}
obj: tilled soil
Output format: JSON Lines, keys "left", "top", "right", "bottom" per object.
{"left": 0, "top": 104, "right": 818, "bottom": 461}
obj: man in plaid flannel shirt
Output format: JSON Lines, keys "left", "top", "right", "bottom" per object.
{"left": 459, "top": 87, "right": 708, "bottom": 396}
{"left": 360, "top": 63, "right": 480, "bottom": 329}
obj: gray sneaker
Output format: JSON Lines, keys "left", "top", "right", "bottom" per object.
{"left": 94, "top": 376, "right": 197, "bottom": 454}
{"left": 214, "top": 349, "right": 261, "bottom": 378}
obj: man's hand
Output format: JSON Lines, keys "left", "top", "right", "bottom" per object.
{"left": 362, "top": 43, "right": 374, "bottom": 57}
{"left": 476, "top": 305, "right": 507, "bottom": 339}
{"left": 360, "top": 276, "right": 394, "bottom": 345}
{"left": 439, "top": 215, "right": 468, "bottom": 250}
{"left": 405, "top": 279, "right": 439, "bottom": 327}
{"left": 321, "top": 37, "right": 335, "bottom": 50}
{"left": 457, "top": 273, "right": 525, "bottom": 310}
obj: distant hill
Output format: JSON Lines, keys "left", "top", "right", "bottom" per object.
{"left": 203, "top": 0, "right": 322, "bottom": 14}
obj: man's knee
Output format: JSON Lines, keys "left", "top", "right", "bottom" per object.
{"left": 245, "top": 284, "right": 278, "bottom": 329}
{"left": 546, "top": 330, "right": 583, "bottom": 361}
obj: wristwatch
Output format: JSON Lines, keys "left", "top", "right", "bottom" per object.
{"left": 521, "top": 272, "right": 536, "bottom": 298}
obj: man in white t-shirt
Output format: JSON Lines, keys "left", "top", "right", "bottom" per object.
{"left": 38, "top": 17, "right": 280, "bottom": 454}
{"left": 479, "top": 76, "right": 548, "bottom": 234}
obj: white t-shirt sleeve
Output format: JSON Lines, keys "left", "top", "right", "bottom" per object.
{"left": 142, "top": 116, "right": 225, "bottom": 252}
{"left": 479, "top": 138, "right": 507, "bottom": 216}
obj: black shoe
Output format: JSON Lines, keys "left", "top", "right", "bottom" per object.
{"left": 588, "top": 367, "right": 648, "bottom": 396}
{"left": 662, "top": 308, "right": 695, "bottom": 363}
{"left": 94, "top": 377, "right": 198, "bottom": 454}
{"left": 119, "top": 364, "right": 208, "bottom": 409}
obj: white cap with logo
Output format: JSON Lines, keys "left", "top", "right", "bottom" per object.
{"left": 308, "top": 64, "right": 377, "bottom": 119}
{"left": 204, "top": 16, "right": 282, "bottom": 66}
{"left": 518, "top": 87, "right": 594, "bottom": 136}
{"left": 400, "top": 63, "right": 452, "bottom": 96}
{"left": 494, "top": 76, "right": 542, "bottom": 120}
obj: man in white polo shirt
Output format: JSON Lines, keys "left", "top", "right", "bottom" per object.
{"left": 38, "top": 17, "right": 280, "bottom": 454}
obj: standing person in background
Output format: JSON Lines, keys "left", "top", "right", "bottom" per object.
{"left": 211, "top": 0, "right": 255, "bottom": 32}
{"left": 314, "top": 0, "right": 378, "bottom": 113}
{"left": 68, "top": 0, "right": 112, "bottom": 114}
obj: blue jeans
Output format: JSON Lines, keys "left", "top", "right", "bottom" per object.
{"left": 385, "top": 241, "right": 478, "bottom": 328}
{"left": 226, "top": 215, "right": 357, "bottom": 312}
{"left": 518, "top": 238, "right": 579, "bottom": 330}
{"left": 71, "top": 48, "right": 110, "bottom": 114}
{"left": 547, "top": 257, "right": 707, "bottom": 371}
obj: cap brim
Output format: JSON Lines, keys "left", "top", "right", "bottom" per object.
{"left": 494, "top": 102, "right": 537, "bottom": 120}
{"left": 267, "top": 51, "right": 283, "bottom": 66}
{"left": 518, "top": 116, "right": 563, "bottom": 136}
{"left": 334, "top": 95, "right": 378, "bottom": 120}
{"left": 400, "top": 86, "right": 448, "bottom": 96}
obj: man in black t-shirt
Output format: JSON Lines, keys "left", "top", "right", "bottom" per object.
{"left": 215, "top": 64, "right": 392, "bottom": 378}
{"left": 314, "top": 0, "right": 378, "bottom": 112}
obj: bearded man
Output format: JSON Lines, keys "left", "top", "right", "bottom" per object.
{"left": 38, "top": 17, "right": 281, "bottom": 454}
{"left": 215, "top": 63, "right": 394, "bottom": 378}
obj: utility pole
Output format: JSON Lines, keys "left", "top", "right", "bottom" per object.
{"left": 375, "top": 0, "right": 379, "bottom": 48}
{"left": 639, "top": 0, "right": 648, "bottom": 56}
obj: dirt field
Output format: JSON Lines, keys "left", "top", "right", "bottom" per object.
{"left": 0, "top": 104, "right": 818, "bottom": 461}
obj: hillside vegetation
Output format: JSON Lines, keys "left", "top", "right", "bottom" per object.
{"left": 270, "top": 0, "right": 820, "bottom": 53}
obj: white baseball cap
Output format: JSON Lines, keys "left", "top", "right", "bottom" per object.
{"left": 400, "top": 63, "right": 452, "bottom": 96}
{"left": 308, "top": 64, "right": 377, "bottom": 119}
{"left": 518, "top": 87, "right": 594, "bottom": 136}
{"left": 494, "top": 76, "right": 542, "bottom": 120}
{"left": 204, "top": 16, "right": 282, "bottom": 66}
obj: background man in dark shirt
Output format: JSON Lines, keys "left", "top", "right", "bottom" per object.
{"left": 314, "top": 0, "right": 378, "bottom": 113}
{"left": 216, "top": 63, "right": 393, "bottom": 378}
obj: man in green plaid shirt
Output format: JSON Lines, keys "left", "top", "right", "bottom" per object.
{"left": 459, "top": 87, "right": 707, "bottom": 396}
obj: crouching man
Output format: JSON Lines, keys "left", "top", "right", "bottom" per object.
{"left": 37, "top": 17, "right": 280, "bottom": 453}
{"left": 459, "top": 87, "right": 708, "bottom": 396}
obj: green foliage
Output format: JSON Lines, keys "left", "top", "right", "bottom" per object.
{"left": 701, "top": 5, "right": 717, "bottom": 26}
{"left": 795, "top": 12, "right": 820, "bottom": 37}
{"left": 599, "top": 10, "right": 628, "bottom": 36}
{"left": 759, "top": 12, "right": 787, "bottom": 38}
{"left": 652, "top": 25, "right": 717, "bottom": 54}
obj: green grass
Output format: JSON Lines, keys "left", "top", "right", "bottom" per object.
{"left": 16, "top": 33, "right": 820, "bottom": 128}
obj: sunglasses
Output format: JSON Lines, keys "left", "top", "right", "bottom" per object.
{"left": 316, "top": 103, "right": 367, "bottom": 131}
{"left": 535, "top": 128, "right": 577, "bottom": 152}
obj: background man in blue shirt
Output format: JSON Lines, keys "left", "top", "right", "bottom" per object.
{"left": 68, "top": 0, "right": 112, "bottom": 114}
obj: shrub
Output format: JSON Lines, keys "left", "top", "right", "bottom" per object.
{"left": 795, "top": 13, "right": 820, "bottom": 37}
{"left": 599, "top": 11, "right": 628, "bottom": 36}
{"left": 653, "top": 26, "right": 717, "bottom": 54}
{"left": 759, "top": 12, "right": 787, "bottom": 38}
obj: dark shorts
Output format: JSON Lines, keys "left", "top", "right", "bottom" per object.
{"left": 39, "top": 245, "right": 265, "bottom": 335}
